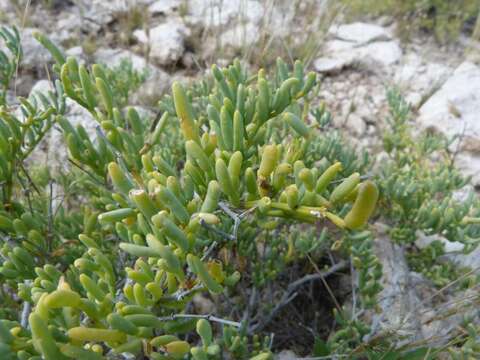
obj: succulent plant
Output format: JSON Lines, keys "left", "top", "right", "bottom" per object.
{"left": 1, "top": 26, "right": 479, "bottom": 360}
{"left": 0, "top": 30, "right": 382, "bottom": 359}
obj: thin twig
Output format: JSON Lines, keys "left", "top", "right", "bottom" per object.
{"left": 218, "top": 202, "right": 241, "bottom": 241}
{"left": 200, "top": 219, "right": 234, "bottom": 241}
{"left": 268, "top": 332, "right": 275, "bottom": 349}
{"left": 46, "top": 181, "right": 54, "bottom": 252}
{"left": 249, "top": 260, "right": 348, "bottom": 333}
{"left": 330, "top": 173, "right": 372, "bottom": 185}
{"left": 68, "top": 158, "right": 106, "bottom": 187}
{"left": 161, "top": 284, "right": 205, "bottom": 302}
{"left": 398, "top": 263, "right": 480, "bottom": 332}
{"left": 350, "top": 256, "right": 358, "bottom": 321}
{"left": 288, "top": 261, "right": 348, "bottom": 294}
{"left": 19, "top": 163, "right": 41, "bottom": 195}
{"left": 201, "top": 240, "right": 219, "bottom": 261}
{"left": 16, "top": 169, "right": 34, "bottom": 214}
{"left": 157, "top": 313, "right": 241, "bottom": 328}
{"left": 242, "top": 287, "right": 257, "bottom": 326}
{"left": 21, "top": 279, "right": 32, "bottom": 328}
{"left": 20, "top": 301, "right": 31, "bottom": 328}
{"left": 307, "top": 254, "right": 343, "bottom": 313}
{"left": 218, "top": 201, "right": 257, "bottom": 242}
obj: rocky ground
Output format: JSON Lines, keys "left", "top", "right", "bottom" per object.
{"left": 2, "top": 1, "right": 480, "bottom": 357}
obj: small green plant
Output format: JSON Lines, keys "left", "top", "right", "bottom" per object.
{"left": 380, "top": 89, "right": 480, "bottom": 249}
{"left": 378, "top": 89, "right": 480, "bottom": 287}
{"left": 103, "top": 58, "right": 148, "bottom": 107}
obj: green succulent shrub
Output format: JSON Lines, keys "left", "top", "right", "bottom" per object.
{"left": 0, "top": 27, "right": 479, "bottom": 359}
{"left": 380, "top": 90, "right": 480, "bottom": 286}
{"left": 0, "top": 29, "right": 382, "bottom": 360}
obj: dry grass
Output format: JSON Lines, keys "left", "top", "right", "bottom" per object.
{"left": 190, "top": 0, "right": 343, "bottom": 70}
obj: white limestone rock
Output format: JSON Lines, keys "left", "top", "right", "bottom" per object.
{"left": 329, "top": 22, "right": 392, "bottom": 45}
{"left": 133, "top": 19, "right": 189, "bottom": 65}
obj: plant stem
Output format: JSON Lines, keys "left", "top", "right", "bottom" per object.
{"left": 158, "top": 313, "right": 241, "bottom": 328}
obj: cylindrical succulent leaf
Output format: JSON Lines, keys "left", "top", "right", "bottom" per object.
{"left": 329, "top": 172, "right": 360, "bottom": 204}
{"left": 172, "top": 82, "right": 200, "bottom": 144}
{"left": 201, "top": 181, "right": 221, "bottom": 213}
{"left": 44, "top": 289, "right": 81, "bottom": 309}
{"left": 283, "top": 112, "right": 309, "bottom": 138}
{"left": 107, "top": 313, "right": 138, "bottom": 336}
{"left": 258, "top": 145, "right": 278, "bottom": 179}
{"left": 98, "top": 208, "right": 135, "bottom": 223}
{"left": 344, "top": 181, "right": 379, "bottom": 230}
{"left": 108, "top": 162, "right": 134, "bottom": 195}
{"left": 196, "top": 319, "right": 212, "bottom": 346}
{"left": 156, "top": 186, "right": 190, "bottom": 224}
{"left": 29, "top": 313, "right": 68, "bottom": 360}
{"left": 67, "top": 327, "right": 126, "bottom": 343}
{"left": 187, "top": 254, "right": 223, "bottom": 294}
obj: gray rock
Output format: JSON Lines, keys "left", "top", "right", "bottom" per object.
{"left": 186, "top": 0, "right": 263, "bottom": 28}
{"left": 65, "top": 46, "right": 87, "bottom": 64}
{"left": 415, "top": 231, "right": 464, "bottom": 253}
{"left": 404, "top": 92, "right": 423, "bottom": 108}
{"left": 418, "top": 62, "right": 480, "bottom": 185}
{"left": 329, "top": 22, "right": 392, "bottom": 45}
{"left": 314, "top": 57, "right": 350, "bottom": 74}
{"left": 345, "top": 114, "right": 367, "bottom": 137}
{"left": 414, "top": 229, "right": 480, "bottom": 283}
{"left": 97, "top": 0, "right": 154, "bottom": 12}
{"left": 370, "top": 224, "right": 426, "bottom": 343}
{"left": 454, "top": 152, "right": 480, "bottom": 187}
{"left": 19, "top": 28, "right": 56, "bottom": 69}
{"left": 73, "top": 0, "right": 155, "bottom": 32}
{"left": 220, "top": 22, "right": 258, "bottom": 51}
{"left": 74, "top": 1, "right": 115, "bottom": 31}
{"left": 133, "top": 19, "right": 189, "bottom": 65}
{"left": 418, "top": 62, "right": 480, "bottom": 152}
{"left": 355, "top": 41, "right": 402, "bottom": 68}
{"left": 95, "top": 48, "right": 153, "bottom": 73}
{"left": 131, "top": 106, "right": 155, "bottom": 120}
{"left": 0, "top": 1, "right": 13, "bottom": 12}
{"left": 452, "top": 184, "right": 475, "bottom": 203}
{"left": 446, "top": 244, "right": 480, "bottom": 269}
{"left": 368, "top": 223, "right": 475, "bottom": 347}
{"left": 395, "top": 54, "right": 452, "bottom": 108}
{"left": 319, "top": 36, "right": 402, "bottom": 74}
{"left": 29, "top": 80, "right": 53, "bottom": 98}
{"left": 53, "top": 11, "right": 84, "bottom": 43}
{"left": 275, "top": 350, "right": 298, "bottom": 360}
{"left": 324, "top": 39, "right": 355, "bottom": 53}
{"left": 149, "top": 0, "right": 182, "bottom": 14}
{"left": 130, "top": 74, "right": 171, "bottom": 106}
